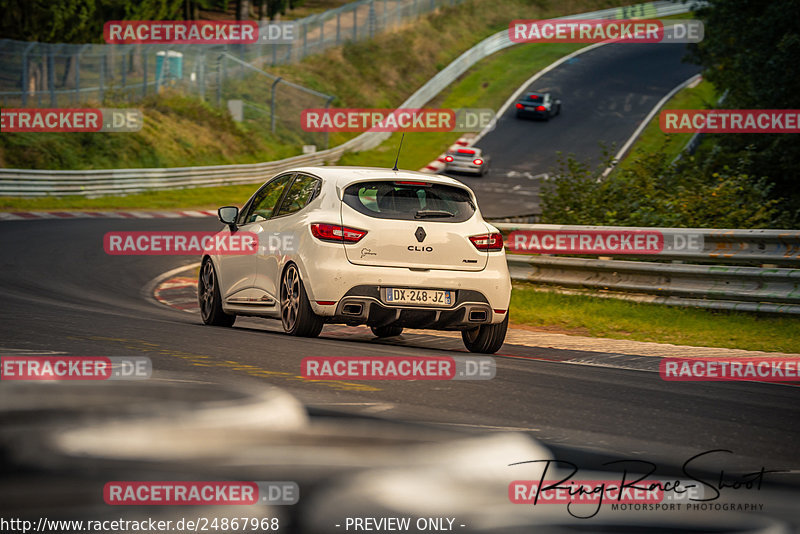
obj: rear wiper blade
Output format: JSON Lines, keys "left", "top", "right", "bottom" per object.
{"left": 415, "top": 210, "right": 454, "bottom": 219}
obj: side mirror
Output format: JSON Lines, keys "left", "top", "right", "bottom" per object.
{"left": 218, "top": 206, "right": 239, "bottom": 228}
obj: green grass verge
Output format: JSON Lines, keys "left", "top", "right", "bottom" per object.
{"left": 510, "top": 284, "right": 800, "bottom": 353}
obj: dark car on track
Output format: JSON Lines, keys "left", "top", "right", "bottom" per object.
{"left": 515, "top": 92, "right": 561, "bottom": 121}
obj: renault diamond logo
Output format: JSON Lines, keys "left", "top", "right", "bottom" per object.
{"left": 415, "top": 227, "right": 426, "bottom": 243}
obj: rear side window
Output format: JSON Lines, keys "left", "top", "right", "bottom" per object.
{"left": 277, "top": 174, "right": 319, "bottom": 216}
{"left": 343, "top": 181, "right": 475, "bottom": 222}
{"left": 448, "top": 148, "right": 477, "bottom": 158}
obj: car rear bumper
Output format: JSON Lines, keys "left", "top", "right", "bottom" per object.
{"left": 516, "top": 109, "right": 549, "bottom": 119}
{"left": 444, "top": 162, "right": 485, "bottom": 174}
{"left": 332, "top": 286, "right": 498, "bottom": 330}
{"left": 301, "top": 253, "right": 511, "bottom": 325}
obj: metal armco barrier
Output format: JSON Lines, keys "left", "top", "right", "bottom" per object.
{"left": 0, "top": 1, "right": 692, "bottom": 197}
{"left": 496, "top": 224, "right": 800, "bottom": 314}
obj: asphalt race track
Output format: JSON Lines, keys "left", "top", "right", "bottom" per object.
{"left": 1, "top": 217, "right": 799, "bottom": 531}
{"left": 1, "top": 42, "right": 799, "bottom": 533}
{"left": 444, "top": 42, "right": 702, "bottom": 218}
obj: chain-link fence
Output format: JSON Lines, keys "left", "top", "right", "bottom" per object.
{"left": 0, "top": 0, "right": 465, "bottom": 109}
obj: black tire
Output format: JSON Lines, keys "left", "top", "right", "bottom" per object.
{"left": 556, "top": 103, "right": 561, "bottom": 116}
{"left": 198, "top": 258, "right": 236, "bottom": 327}
{"left": 280, "top": 263, "right": 324, "bottom": 337}
{"left": 371, "top": 325, "right": 404, "bottom": 338}
{"left": 461, "top": 314, "right": 508, "bottom": 354}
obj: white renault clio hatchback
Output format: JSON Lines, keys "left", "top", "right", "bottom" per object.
{"left": 199, "top": 166, "right": 511, "bottom": 353}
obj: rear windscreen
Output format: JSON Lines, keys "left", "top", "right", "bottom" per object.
{"left": 448, "top": 149, "right": 477, "bottom": 158}
{"left": 343, "top": 181, "right": 476, "bottom": 222}
{"left": 524, "top": 95, "right": 544, "bottom": 103}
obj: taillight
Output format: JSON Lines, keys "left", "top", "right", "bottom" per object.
{"left": 536, "top": 105, "right": 546, "bottom": 111}
{"left": 469, "top": 232, "right": 504, "bottom": 252}
{"left": 515, "top": 103, "right": 524, "bottom": 109}
{"left": 310, "top": 223, "right": 366, "bottom": 243}
{"left": 473, "top": 158, "right": 483, "bottom": 166}
{"left": 444, "top": 155, "right": 454, "bottom": 162}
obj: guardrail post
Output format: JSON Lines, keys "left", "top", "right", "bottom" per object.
{"left": 319, "top": 18, "right": 324, "bottom": 50}
{"left": 302, "top": 23, "right": 307, "bottom": 58}
{"left": 336, "top": 12, "right": 341, "bottom": 45}
{"left": 353, "top": 7, "right": 357, "bottom": 41}
{"left": 271, "top": 77, "right": 283, "bottom": 133}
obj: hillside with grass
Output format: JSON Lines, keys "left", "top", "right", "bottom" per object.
{"left": 0, "top": 0, "right": 629, "bottom": 172}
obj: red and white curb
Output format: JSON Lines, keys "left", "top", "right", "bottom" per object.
{"left": 0, "top": 210, "right": 217, "bottom": 222}
{"left": 154, "top": 276, "right": 200, "bottom": 312}
{"left": 419, "top": 134, "right": 476, "bottom": 173}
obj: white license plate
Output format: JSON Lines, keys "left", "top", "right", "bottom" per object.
{"left": 384, "top": 288, "right": 452, "bottom": 307}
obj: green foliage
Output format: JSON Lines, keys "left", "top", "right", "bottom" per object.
{"left": 541, "top": 140, "right": 786, "bottom": 228}
{"left": 686, "top": 0, "right": 800, "bottom": 226}
{"left": 0, "top": 0, "right": 185, "bottom": 43}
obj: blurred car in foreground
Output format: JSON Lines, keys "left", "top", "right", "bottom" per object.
{"left": 200, "top": 166, "right": 511, "bottom": 353}
{"left": 443, "top": 147, "right": 490, "bottom": 176}
{"left": 515, "top": 92, "right": 561, "bottom": 121}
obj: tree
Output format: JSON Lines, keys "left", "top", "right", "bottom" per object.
{"left": 686, "top": 0, "right": 800, "bottom": 225}
{"left": 540, "top": 141, "right": 786, "bottom": 229}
